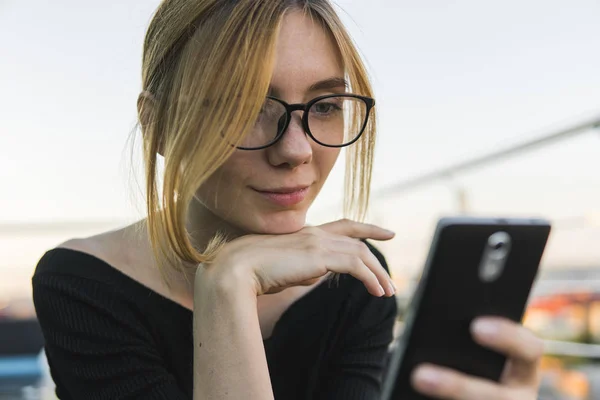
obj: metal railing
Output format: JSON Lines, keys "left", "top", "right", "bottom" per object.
{"left": 544, "top": 340, "right": 600, "bottom": 359}
{"left": 374, "top": 113, "right": 600, "bottom": 199}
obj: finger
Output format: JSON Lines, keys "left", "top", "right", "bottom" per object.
{"left": 323, "top": 252, "right": 385, "bottom": 297}
{"left": 412, "top": 363, "right": 519, "bottom": 400}
{"left": 265, "top": 277, "right": 322, "bottom": 294}
{"left": 297, "top": 277, "right": 322, "bottom": 286}
{"left": 318, "top": 219, "right": 395, "bottom": 241}
{"left": 327, "top": 236, "right": 396, "bottom": 296}
{"left": 471, "top": 317, "right": 544, "bottom": 385}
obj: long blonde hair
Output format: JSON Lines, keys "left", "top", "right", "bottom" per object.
{"left": 139, "top": 0, "right": 377, "bottom": 277}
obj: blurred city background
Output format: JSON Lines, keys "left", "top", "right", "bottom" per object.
{"left": 1, "top": 0, "right": 599, "bottom": 399}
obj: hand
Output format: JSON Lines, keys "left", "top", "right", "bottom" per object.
{"left": 411, "top": 317, "right": 543, "bottom": 400}
{"left": 201, "top": 219, "right": 397, "bottom": 297}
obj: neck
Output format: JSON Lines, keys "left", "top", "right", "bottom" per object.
{"left": 186, "top": 197, "right": 247, "bottom": 252}
{"left": 128, "top": 199, "right": 246, "bottom": 308}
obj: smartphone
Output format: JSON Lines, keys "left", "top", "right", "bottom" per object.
{"left": 381, "top": 217, "right": 551, "bottom": 400}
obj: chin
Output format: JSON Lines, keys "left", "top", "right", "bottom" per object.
{"left": 247, "top": 209, "right": 308, "bottom": 235}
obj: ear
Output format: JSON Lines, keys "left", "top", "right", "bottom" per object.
{"left": 137, "top": 91, "right": 164, "bottom": 156}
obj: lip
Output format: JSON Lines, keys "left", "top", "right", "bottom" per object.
{"left": 252, "top": 185, "right": 311, "bottom": 206}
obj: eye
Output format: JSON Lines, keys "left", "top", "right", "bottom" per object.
{"left": 313, "top": 101, "right": 341, "bottom": 115}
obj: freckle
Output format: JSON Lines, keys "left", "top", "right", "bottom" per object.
{"left": 198, "top": 342, "right": 202, "bottom": 348}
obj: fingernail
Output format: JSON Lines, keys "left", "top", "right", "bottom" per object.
{"left": 472, "top": 319, "right": 499, "bottom": 337}
{"left": 387, "top": 282, "right": 396, "bottom": 295}
{"left": 415, "top": 366, "right": 442, "bottom": 388}
{"left": 378, "top": 285, "right": 385, "bottom": 296}
{"left": 384, "top": 229, "right": 395, "bottom": 235}
{"left": 391, "top": 280, "right": 398, "bottom": 292}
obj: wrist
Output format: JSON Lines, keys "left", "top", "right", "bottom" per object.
{"left": 195, "top": 261, "right": 257, "bottom": 300}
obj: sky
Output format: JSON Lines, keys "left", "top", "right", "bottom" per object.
{"left": 1, "top": 0, "right": 600, "bottom": 296}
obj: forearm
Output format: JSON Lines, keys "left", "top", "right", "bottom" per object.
{"left": 193, "top": 270, "right": 273, "bottom": 400}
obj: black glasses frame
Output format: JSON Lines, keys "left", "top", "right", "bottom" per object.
{"left": 237, "top": 93, "right": 376, "bottom": 150}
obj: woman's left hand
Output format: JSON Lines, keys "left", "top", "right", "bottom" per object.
{"left": 411, "top": 316, "right": 544, "bottom": 399}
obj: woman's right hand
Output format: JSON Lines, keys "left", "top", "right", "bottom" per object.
{"left": 199, "top": 219, "right": 397, "bottom": 298}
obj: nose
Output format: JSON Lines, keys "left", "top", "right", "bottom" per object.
{"left": 266, "top": 113, "right": 313, "bottom": 168}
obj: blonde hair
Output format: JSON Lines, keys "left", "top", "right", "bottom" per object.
{"left": 139, "top": 0, "right": 377, "bottom": 277}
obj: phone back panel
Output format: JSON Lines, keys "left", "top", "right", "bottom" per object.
{"left": 385, "top": 218, "right": 551, "bottom": 400}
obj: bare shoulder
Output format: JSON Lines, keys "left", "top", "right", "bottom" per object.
{"left": 54, "top": 224, "right": 189, "bottom": 309}
{"left": 57, "top": 232, "right": 113, "bottom": 263}
{"left": 55, "top": 227, "right": 136, "bottom": 276}
{"left": 57, "top": 236, "right": 102, "bottom": 255}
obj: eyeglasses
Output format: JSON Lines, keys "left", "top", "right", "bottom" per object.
{"left": 236, "top": 93, "right": 375, "bottom": 150}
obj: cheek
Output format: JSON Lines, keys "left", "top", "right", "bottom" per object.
{"left": 196, "top": 154, "right": 256, "bottom": 201}
{"left": 314, "top": 147, "right": 341, "bottom": 178}
{"left": 216, "top": 156, "right": 254, "bottom": 182}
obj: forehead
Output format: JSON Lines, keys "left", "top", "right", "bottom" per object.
{"left": 270, "top": 11, "right": 344, "bottom": 95}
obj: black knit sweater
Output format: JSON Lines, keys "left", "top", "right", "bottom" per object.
{"left": 32, "top": 244, "right": 396, "bottom": 400}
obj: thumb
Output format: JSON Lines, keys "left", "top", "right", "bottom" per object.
{"left": 318, "top": 219, "right": 395, "bottom": 240}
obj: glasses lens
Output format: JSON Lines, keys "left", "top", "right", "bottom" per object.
{"left": 308, "top": 96, "right": 367, "bottom": 146}
{"left": 240, "top": 98, "right": 287, "bottom": 149}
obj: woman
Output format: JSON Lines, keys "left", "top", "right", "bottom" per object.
{"left": 32, "top": 0, "right": 544, "bottom": 399}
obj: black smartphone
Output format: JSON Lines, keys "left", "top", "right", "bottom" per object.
{"left": 382, "top": 217, "right": 551, "bottom": 400}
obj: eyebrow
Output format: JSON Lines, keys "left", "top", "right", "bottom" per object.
{"left": 268, "top": 77, "right": 349, "bottom": 96}
{"left": 307, "top": 77, "right": 349, "bottom": 92}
